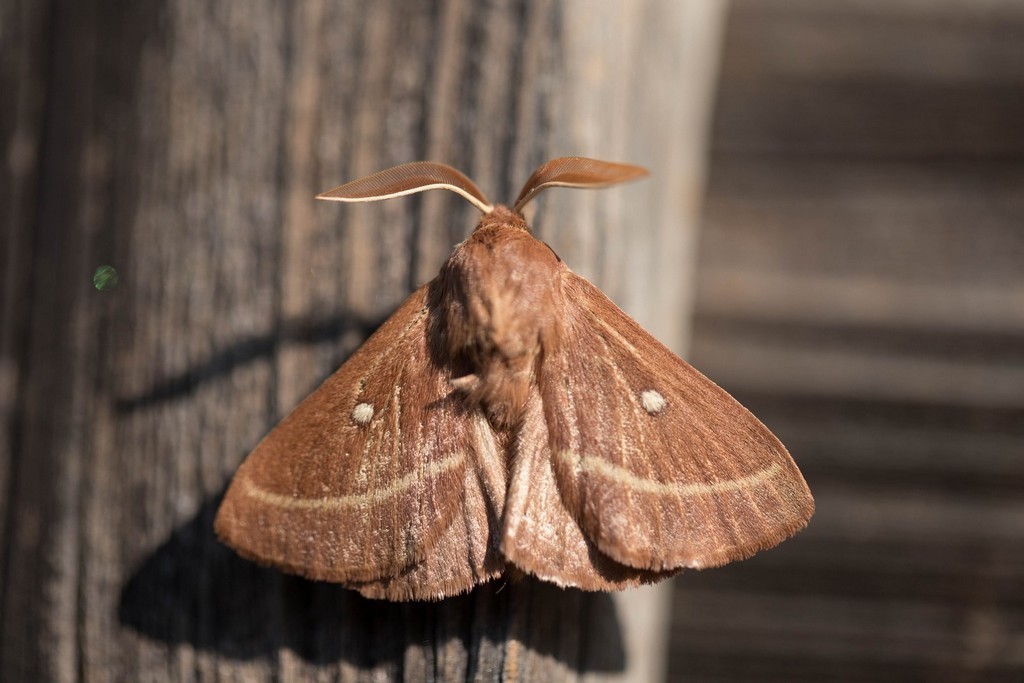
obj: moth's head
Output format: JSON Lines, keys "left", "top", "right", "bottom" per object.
{"left": 474, "top": 205, "right": 527, "bottom": 234}
{"left": 316, "top": 157, "right": 648, "bottom": 234}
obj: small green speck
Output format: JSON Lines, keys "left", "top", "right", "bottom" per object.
{"left": 93, "top": 265, "right": 119, "bottom": 291}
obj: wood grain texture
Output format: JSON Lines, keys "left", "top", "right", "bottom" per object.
{"left": 667, "top": 1, "right": 1024, "bottom": 680}
{"left": 0, "top": 0, "right": 725, "bottom": 681}
{"left": 0, "top": 0, "right": 51, "bottom": 677}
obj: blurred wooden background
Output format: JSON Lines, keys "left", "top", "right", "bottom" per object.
{"left": 667, "top": 1, "right": 1024, "bottom": 681}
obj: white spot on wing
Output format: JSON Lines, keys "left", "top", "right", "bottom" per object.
{"left": 352, "top": 402, "right": 374, "bottom": 425}
{"left": 640, "top": 390, "right": 666, "bottom": 415}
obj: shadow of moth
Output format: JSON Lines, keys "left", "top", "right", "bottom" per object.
{"left": 215, "top": 157, "right": 814, "bottom": 601}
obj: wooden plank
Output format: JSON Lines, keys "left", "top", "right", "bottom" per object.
{"left": 675, "top": 535, "right": 1024, "bottom": 607}
{"left": 668, "top": 0, "right": 1024, "bottom": 680}
{"left": 714, "top": 1, "right": 1024, "bottom": 157}
{"left": 691, "top": 327, "right": 1024, "bottom": 407}
{"left": 764, "top": 417, "right": 1024, "bottom": 491}
{"left": 0, "top": 1, "right": 50, "bottom": 660}
{"left": 724, "top": 0, "right": 1024, "bottom": 85}
{"left": 668, "top": 483, "right": 1024, "bottom": 681}
{"left": 715, "top": 82, "right": 1024, "bottom": 158}
{"left": 0, "top": 0, "right": 727, "bottom": 681}
{"left": 698, "top": 161, "right": 1024, "bottom": 286}
{"left": 697, "top": 268, "right": 1024, "bottom": 334}
{"left": 670, "top": 591, "right": 1024, "bottom": 682}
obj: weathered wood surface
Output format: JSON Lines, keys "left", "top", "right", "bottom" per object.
{"left": 0, "top": 1, "right": 724, "bottom": 681}
{"left": 667, "top": 1, "right": 1024, "bottom": 680}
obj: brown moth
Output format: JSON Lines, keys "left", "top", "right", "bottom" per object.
{"left": 214, "top": 157, "right": 814, "bottom": 601}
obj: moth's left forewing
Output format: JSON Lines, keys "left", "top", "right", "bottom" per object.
{"left": 215, "top": 286, "right": 472, "bottom": 588}
{"left": 539, "top": 273, "right": 814, "bottom": 572}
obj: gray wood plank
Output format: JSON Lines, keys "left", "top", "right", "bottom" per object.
{"left": 0, "top": 1, "right": 725, "bottom": 681}
{"left": 713, "top": 0, "right": 1024, "bottom": 158}
{"left": 669, "top": 0, "right": 1024, "bottom": 680}
{"left": 0, "top": 2, "right": 50, "bottom": 670}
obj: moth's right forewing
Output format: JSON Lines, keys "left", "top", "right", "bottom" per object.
{"left": 539, "top": 274, "right": 814, "bottom": 572}
{"left": 215, "top": 284, "right": 467, "bottom": 584}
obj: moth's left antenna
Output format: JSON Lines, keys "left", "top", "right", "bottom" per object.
{"left": 317, "top": 162, "right": 494, "bottom": 214}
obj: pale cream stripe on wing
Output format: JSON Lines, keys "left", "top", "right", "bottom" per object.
{"left": 558, "top": 451, "right": 781, "bottom": 496}
{"left": 241, "top": 452, "right": 464, "bottom": 510}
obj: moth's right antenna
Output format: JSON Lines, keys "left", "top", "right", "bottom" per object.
{"left": 513, "top": 157, "right": 648, "bottom": 213}
{"left": 318, "top": 162, "right": 494, "bottom": 214}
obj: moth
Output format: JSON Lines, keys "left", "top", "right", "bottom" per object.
{"left": 215, "top": 157, "right": 814, "bottom": 601}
